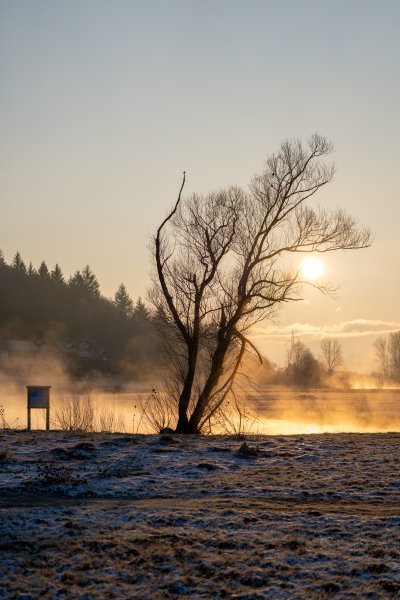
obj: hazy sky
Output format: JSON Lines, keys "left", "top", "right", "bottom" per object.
{"left": 1, "top": 0, "right": 399, "bottom": 370}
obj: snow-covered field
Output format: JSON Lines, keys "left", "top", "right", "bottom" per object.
{"left": 1, "top": 430, "right": 399, "bottom": 598}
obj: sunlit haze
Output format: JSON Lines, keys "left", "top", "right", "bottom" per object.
{"left": 1, "top": 0, "right": 399, "bottom": 371}
{"left": 300, "top": 256, "right": 325, "bottom": 281}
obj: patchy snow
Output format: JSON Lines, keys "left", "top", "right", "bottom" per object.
{"left": 0, "top": 430, "right": 399, "bottom": 598}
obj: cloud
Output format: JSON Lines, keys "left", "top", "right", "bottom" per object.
{"left": 252, "top": 319, "right": 400, "bottom": 341}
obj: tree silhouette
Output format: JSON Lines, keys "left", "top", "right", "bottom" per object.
{"left": 50, "top": 263, "right": 65, "bottom": 285}
{"left": 114, "top": 283, "right": 134, "bottom": 317}
{"left": 68, "top": 270, "right": 84, "bottom": 289}
{"left": 81, "top": 265, "right": 100, "bottom": 297}
{"left": 286, "top": 335, "right": 321, "bottom": 386}
{"left": 152, "top": 135, "right": 371, "bottom": 433}
{"left": 27, "top": 262, "right": 36, "bottom": 277}
{"left": 38, "top": 261, "right": 50, "bottom": 279}
{"left": 388, "top": 332, "right": 400, "bottom": 382}
{"left": 374, "top": 332, "right": 400, "bottom": 382}
{"left": 12, "top": 251, "right": 26, "bottom": 274}
{"left": 374, "top": 336, "right": 389, "bottom": 381}
{"left": 320, "top": 338, "right": 343, "bottom": 376}
{"left": 133, "top": 297, "right": 149, "bottom": 321}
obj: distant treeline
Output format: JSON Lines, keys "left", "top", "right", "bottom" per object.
{"left": 0, "top": 250, "right": 161, "bottom": 379}
{"left": 2, "top": 250, "right": 397, "bottom": 387}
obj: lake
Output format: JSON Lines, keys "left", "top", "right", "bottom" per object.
{"left": 1, "top": 378, "right": 399, "bottom": 434}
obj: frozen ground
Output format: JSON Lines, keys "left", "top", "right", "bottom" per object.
{"left": 0, "top": 430, "right": 399, "bottom": 598}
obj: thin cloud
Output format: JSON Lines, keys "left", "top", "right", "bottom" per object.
{"left": 253, "top": 319, "right": 400, "bottom": 341}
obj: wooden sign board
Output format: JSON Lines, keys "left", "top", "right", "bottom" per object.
{"left": 27, "top": 387, "right": 50, "bottom": 408}
{"left": 26, "top": 386, "right": 51, "bottom": 430}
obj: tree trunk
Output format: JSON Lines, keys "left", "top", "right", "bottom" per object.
{"left": 174, "top": 344, "right": 198, "bottom": 433}
{"left": 187, "top": 335, "right": 232, "bottom": 433}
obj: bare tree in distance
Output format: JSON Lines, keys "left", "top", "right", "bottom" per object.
{"left": 320, "top": 338, "right": 343, "bottom": 376}
{"left": 286, "top": 334, "right": 321, "bottom": 387}
{"left": 388, "top": 331, "right": 400, "bottom": 382}
{"left": 373, "top": 335, "right": 389, "bottom": 382}
{"left": 150, "top": 134, "right": 372, "bottom": 434}
{"left": 374, "top": 332, "right": 400, "bottom": 383}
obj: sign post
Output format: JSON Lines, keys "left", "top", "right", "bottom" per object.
{"left": 26, "top": 386, "right": 51, "bottom": 430}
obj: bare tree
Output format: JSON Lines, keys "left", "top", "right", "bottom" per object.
{"left": 286, "top": 334, "right": 321, "bottom": 387}
{"left": 320, "top": 338, "right": 343, "bottom": 376}
{"left": 374, "top": 336, "right": 389, "bottom": 381}
{"left": 374, "top": 332, "right": 400, "bottom": 383}
{"left": 388, "top": 331, "right": 400, "bottom": 382}
{"left": 151, "top": 134, "right": 371, "bottom": 433}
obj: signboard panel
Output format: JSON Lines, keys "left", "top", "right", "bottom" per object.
{"left": 27, "top": 387, "right": 50, "bottom": 409}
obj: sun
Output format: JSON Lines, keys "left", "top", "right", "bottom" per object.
{"left": 300, "top": 256, "right": 325, "bottom": 281}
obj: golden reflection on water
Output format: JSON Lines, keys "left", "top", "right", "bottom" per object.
{"left": 1, "top": 386, "right": 400, "bottom": 434}
{"left": 256, "top": 418, "right": 397, "bottom": 435}
{"left": 252, "top": 388, "right": 400, "bottom": 435}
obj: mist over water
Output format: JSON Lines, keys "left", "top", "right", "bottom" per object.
{"left": 251, "top": 388, "right": 400, "bottom": 434}
{"left": 1, "top": 323, "right": 399, "bottom": 434}
{"left": 1, "top": 375, "right": 400, "bottom": 434}
{"left": 0, "top": 349, "right": 153, "bottom": 431}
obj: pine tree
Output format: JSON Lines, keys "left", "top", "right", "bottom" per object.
{"left": 68, "top": 270, "right": 84, "bottom": 288}
{"left": 12, "top": 251, "right": 26, "bottom": 274}
{"left": 51, "top": 263, "right": 65, "bottom": 285}
{"left": 114, "top": 283, "right": 134, "bottom": 318}
{"left": 0, "top": 249, "right": 5, "bottom": 268}
{"left": 27, "top": 262, "right": 36, "bottom": 277}
{"left": 38, "top": 261, "right": 50, "bottom": 279}
{"left": 81, "top": 265, "right": 100, "bottom": 297}
{"left": 133, "top": 297, "right": 150, "bottom": 321}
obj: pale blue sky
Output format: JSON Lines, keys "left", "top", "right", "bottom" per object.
{"left": 1, "top": 0, "right": 399, "bottom": 369}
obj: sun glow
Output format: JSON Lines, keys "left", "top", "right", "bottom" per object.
{"left": 300, "top": 256, "right": 325, "bottom": 281}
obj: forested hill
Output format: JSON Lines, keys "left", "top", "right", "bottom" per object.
{"left": 0, "top": 250, "right": 161, "bottom": 379}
